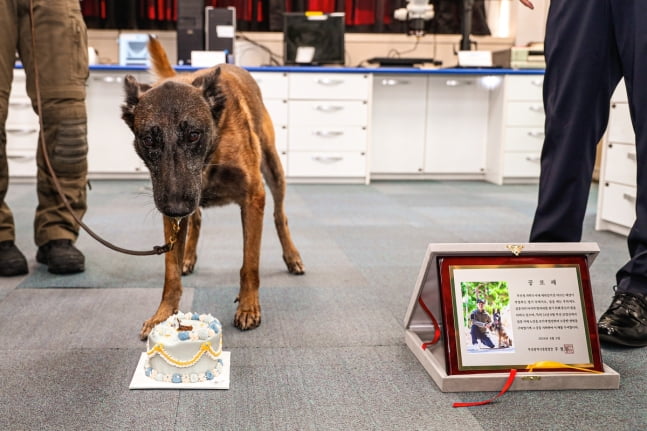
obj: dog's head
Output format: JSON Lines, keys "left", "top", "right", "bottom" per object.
{"left": 121, "top": 70, "right": 226, "bottom": 217}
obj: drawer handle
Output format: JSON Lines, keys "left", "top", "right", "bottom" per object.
{"left": 316, "top": 78, "right": 344, "bottom": 86}
{"left": 627, "top": 152, "right": 637, "bottom": 161}
{"left": 315, "top": 105, "right": 343, "bottom": 113}
{"left": 525, "top": 155, "right": 541, "bottom": 163}
{"left": 445, "top": 79, "right": 472, "bottom": 87}
{"left": 531, "top": 79, "right": 544, "bottom": 87}
{"left": 313, "top": 130, "right": 344, "bottom": 138}
{"left": 93, "top": 75, "right": 122, "bottom": 83}
{"left": 313, "top": 155, "right": 343, "bottom": 164}
{"left": 623, "top": 193, "right": 636, "bottom": 203}
{"left": 527, "top": 131, "right": 545, "bottom": 138}
{"left": 7, "top": 154, "right": 35, "bottom": 162}
{"left": 9, "top": 101, "right": 32, "bottom": 109}
{"left": 6, "top": 128, "right": 38, "bottom": 135}
{"left": 381, "top": 78, "right": 410, "bottom": 86}
{"left": 528, "top": 105, "right": 543, "bottom": 113}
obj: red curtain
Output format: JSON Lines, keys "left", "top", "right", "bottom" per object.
{"left": 81, "top": 0, "right": 401, "bottom": 31}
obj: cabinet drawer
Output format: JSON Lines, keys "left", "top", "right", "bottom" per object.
{"left": 612, "top": 80, "right": 628, "bottom": 103}
{"left": 505, "top": 75, "right": 544, "bottom": 101}
{"left": 11, "top": 69, "right": 28, "bottom": 97}
{"left": 274, "top": 127, "right": 288, "bottom": 152}
{"left": 502, "top": 152, "right": 541, "bottom": 177}
{"left": 600, "top": 182, "right": 636, "bottom": 228}
{"left": 505, "top": 102, "right": 545, "bottom": 126}
{"left": 503, "top": 127, "right": 544, "bottom": 152}
{"left": 287, "top": 151, "right": 366, "bottom": 177}
{"left": 605, "top": 143, "right": 636, "bottom": 186}
{"left": 608, "top": 102, "right": 634, "bottom": 143}
{"left": 288, "top": 100, "right": 367, "bottom": 126}
{"left": 6, "top": 126, "right": 39, "bottom": 150}
{"left": 289, "top": 73, "right": 370, "bottom": 100}
{"left": 7, "top": 96, "right": 37, "bottom": 124}
{"left": 289, "top": 126, "right": 366, "bottom": 151}
{"left": 251, "top": 72, "right": 288, "bottom": 99}
{"left": 7, "top": 148, "right": 37, "bottom": 177}
{"left": 264, "top": 99, "right": 288, "bottom": 126}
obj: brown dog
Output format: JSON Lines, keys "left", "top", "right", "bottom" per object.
{"left": 122, "top": 37, "right": 304, "bottom": 339}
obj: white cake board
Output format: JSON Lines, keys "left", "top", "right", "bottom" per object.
{"left": 129, "top": 351, "right": 230, "bottom": 390}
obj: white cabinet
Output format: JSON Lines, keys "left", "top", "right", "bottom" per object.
{"left": 425, "top": 76, "right": 488, "bottom": 175}
{"left": 596, "top": 80, "right": 635, "bottom": 236}
{"left": 370, "top": 75, "right": 427, "bottom": 174}
{"left": 287, "top": 73, "right": 371, "bottom": 183}
{"left": 370, "top": 74, "right": 488, "bottom": 179}
{"left": 251, "top": 72, "right": 288, "bottom": 171}
{"left": 86, "top": 71, "right": 148, "bottom": 176}
{"left": 486, "top": 74, "right": 545, "bottom": 184}
{"left": 6, "top": 69, "right": 38, "bottom": 178}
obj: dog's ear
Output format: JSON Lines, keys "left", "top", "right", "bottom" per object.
{"left": 192, "top": 68, "right": 226, "bottom": 123}
{"left": 121, "top": 75, "right": 151, "bottom": 130}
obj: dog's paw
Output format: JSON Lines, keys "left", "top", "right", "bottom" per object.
{"left": 139, "top": 308, "right": 176, "bottom": 340}
{"left": 139, "top": 320, "right": 156, "bottom": 341}
{"left": 182, "top": 258, "right": 196, "bottom": 275}
{"left": 234, "top": 302, "right": 262, "bottom": 330}
{"left": 284, "top": 254, "right": 305, "bottom": 275}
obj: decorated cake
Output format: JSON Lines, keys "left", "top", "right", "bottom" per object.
{"left": 145, "top": 311, "right": 224, "bottom": 383}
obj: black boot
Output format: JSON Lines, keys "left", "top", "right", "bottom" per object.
{"left": 36, "top": 239, "right": 85, "bottom": 274}
{"left": 598, "top": 290, "right": 647, "bottom": 347}
{"left": 0, "top": 240, "right": 28, "bottom": 276}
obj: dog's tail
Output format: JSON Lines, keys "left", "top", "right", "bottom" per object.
{"left": 148, "top": 35, "right": 176, "bottom": 79}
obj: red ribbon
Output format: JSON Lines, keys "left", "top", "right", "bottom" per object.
{"left": 452, "top": 369, "right": 518, "bottom": 408}
{"left": 417, "top": 296, "right": 441, "bottom": 349}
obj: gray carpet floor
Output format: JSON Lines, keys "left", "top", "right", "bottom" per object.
{"left": 0, "top": 179, "right": 645, "bottom": 431}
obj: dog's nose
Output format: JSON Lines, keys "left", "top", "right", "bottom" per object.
{"left": 160, "top": 203, "right": 193, "bottom": 218}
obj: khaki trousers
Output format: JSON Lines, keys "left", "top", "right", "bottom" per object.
{"left": 0, "top": 0, "right": 88, "bottom": 246}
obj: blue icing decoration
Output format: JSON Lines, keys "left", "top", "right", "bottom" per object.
{"left": 192, "top": 313, "right": 200, "bottom": 320}
{"left": 145, "top": 367, "right": 152, "bottom": 377}
{"left": 216, "top": 358, "right": 224, "bottom": 366}
{"left": 172, "top": 373, "right": 182, "bottom": 383}
{"left": 205, "top": 370, "right": 214, "bottom": 380}
{"left": 178, "top": 331, "right": 190, "bottom": 341}
{"left": 209, "top": 321, "right": 221, "bottom": 333}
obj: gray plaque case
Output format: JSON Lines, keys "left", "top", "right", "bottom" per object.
{"left": 403, "top": 242, "right": 620, "bottom": 392}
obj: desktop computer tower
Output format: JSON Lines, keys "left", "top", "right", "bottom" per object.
{"left": 206, "top": 7, "right": 236, "bottom": 60}
{"left": 177, "top": 0, "right": 205, "bottom": 65}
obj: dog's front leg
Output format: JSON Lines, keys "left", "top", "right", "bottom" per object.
{"left": 140, "top": 216, "right": 189, "bottom": 340}
{"left": 234, "top": 191, "right": 265, "bottom": 330}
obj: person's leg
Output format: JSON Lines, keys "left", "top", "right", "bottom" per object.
{"left": 530, "top": 0, "right": 622, "bottom": 242}
{"left": 470, "top": 325, "right": 479, "bottom": 345}
{"left": 17, "top": 0, "right": 88, "bottom": 273}
{"left": 0, "top": 0, "right": 19, "bottom": 244}
{"left": 0, "top": 0, "right": 28, "bottom": 276}
{"left": 598, "top": 0, "right": 647, "bottom": 346}
{"left": 479, "top": 332, "right": 495, "bottom": 348}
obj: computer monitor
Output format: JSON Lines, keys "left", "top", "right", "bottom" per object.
{"left": 283, "top": 12, "right": 345, "bottom": 66}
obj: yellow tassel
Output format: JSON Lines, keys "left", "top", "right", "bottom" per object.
{"left": 526, "top": 361, "right": 603, "bottom": 374}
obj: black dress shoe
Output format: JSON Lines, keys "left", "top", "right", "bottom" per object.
{"left": 36, "top": 239, "right": 85, "bottom": 274}
{"left": 0, "top": 240, "right": 28, "bottom": 276}
{"left": 598, "top": 290, "right": 647, "bottom": 347}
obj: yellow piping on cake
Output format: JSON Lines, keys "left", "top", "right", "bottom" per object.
{"left": 147, "top": 340, "right": 222, "bottom": 367}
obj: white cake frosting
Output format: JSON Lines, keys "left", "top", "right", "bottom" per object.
{"left": 145, "top": 311, "right": 223, "bottom": 383}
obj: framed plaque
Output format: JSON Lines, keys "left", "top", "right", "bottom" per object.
{"left": 438, "top": 255, "right": 603, "bottom": 375}
{"left": 403, "top": 243, "right": 619, "bottom": 392}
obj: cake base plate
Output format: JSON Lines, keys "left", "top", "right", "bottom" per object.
{"left": 129, "top": 351, "right": 231, "bottom": 390}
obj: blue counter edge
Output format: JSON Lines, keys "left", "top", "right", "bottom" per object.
{"left": 15, "top": 62, "right": 543, "bottom": 75}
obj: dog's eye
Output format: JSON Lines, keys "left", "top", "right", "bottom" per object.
{"left": 187, "top": 131, "right": 201, "bottom": 144}
{"left": 142, "top": 135, "right": 154, "bottom": 147}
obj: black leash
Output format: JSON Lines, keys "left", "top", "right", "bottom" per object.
{"left": 27, "top": 0, "right": 173, "bottom": 256}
